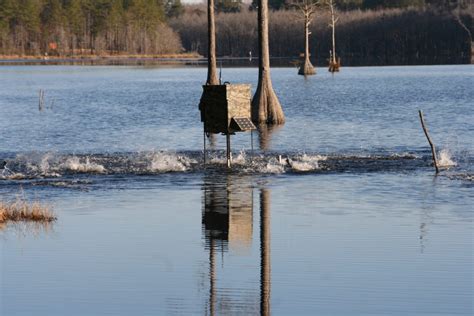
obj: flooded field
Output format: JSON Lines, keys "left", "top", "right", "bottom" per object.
{"left": 1, "top": 65, "right": 473, "bottom": 315}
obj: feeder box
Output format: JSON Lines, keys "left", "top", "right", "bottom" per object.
{"left": 199, "top": 84, "right": 256, "bottom": 134}
{"left": 199, "top": 84, "right": 256, "bottom": 168}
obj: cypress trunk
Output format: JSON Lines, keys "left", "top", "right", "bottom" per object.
{"left": 206, "top": 0, "right": 219, "bottom": 85}
{"left": 252, "top": 0, "right": 285, "bottom": 125}
{"left": 298, "top": 17, "right": 316, "bottom": 76}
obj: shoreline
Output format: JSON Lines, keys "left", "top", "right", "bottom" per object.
{"left": 0, "top": 53, "right": 202, "bottom": 60}
{"left": 0, "top": 55, "right": 471, "bottom": 67}
{"left": 0, "top": 54, "right": 205, "bottom": 64}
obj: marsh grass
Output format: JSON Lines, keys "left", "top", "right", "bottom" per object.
{"left": 0, "top": 198, "right": 56, "bottom": 224}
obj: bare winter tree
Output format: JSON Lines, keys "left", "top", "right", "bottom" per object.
{"left": 291, "top": 0, "right": 319, "bottom": 75}
{"left": 207, "top": 0, "right": 219, "bottom": 85}
{"left": 324, "top": 0, "right": 340, "bottom": 72}
{"left": 452, "top": 1, "right": 472, "bottom": 43}
{"left": 252, "top": 0, "right": 285, "bottom": 125}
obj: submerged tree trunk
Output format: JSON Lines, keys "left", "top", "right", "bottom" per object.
{"left": 206, "top": 0, "right": 219, "bottom": 85}
{"left": 298, "top": 15, "right": 315, "bottom": 76}
{"left": 328, "top": 0, "right": 340, "bottom": 72}
{"left": 331, "top": 7, "right": 336, "bottom": 65}
{"left": 252, "top": 0, "right": 285, "bottom": 125}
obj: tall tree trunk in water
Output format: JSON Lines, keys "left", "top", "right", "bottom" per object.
{"left": 298, "top": 13, "right": 315, "bottom": 76}
{"left": 206, "top": 0, "right": 219, "bottom": 85}
{"left": 327, "top": 0, "right": 340, "bottom": 72}
{"left": 331, "top": 4, "right": 336, "bottom": 65}
{"left": 252, "top": 0, "right": 285, "bottom": 125}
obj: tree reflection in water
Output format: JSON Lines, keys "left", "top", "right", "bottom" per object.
{"left": 201, "top": 174, "right": 271, "bottom": 315}
{"left": 258, "top": 124, "right": 282, "bottom": 151}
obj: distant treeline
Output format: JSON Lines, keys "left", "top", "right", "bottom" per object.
{"left": 0, "top": 0, "right": 472, "bottom": 66}
{"left": 255, "top": 0, "right": 471, "bottom": 12}
{"left": 171, "top": 7, "right": 473, "bottom": 65}
{"left": 0, "top": 0, "right": 183, "bottom": 56}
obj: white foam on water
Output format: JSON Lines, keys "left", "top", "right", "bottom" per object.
{"left": 208, "top": 150, "right": 247, "bottom": 166}
{"left": 8, "top": 173, "right": 27, "bottom": 180}
{"left": 289, "top": 160, "right": 316, "bottom": 172}
{"left": 209, "top": 156, "right": 226, "bottom": 164}
{"left": 0, "top": 170, "right": 27, "bottom": 180}
{"left": 301, "top": 154, "right": 327, "bottom": 162}
{"left": 461, "top": 174, "right": 474, "bottom": 181}
{"left": 23, "top": 153, "right": 51, "bottom": 174}
{"left": 232, "top": 150, "right": 248, "bottom": 165}
{"left": 149, "top": 152, "right": 195, "bottom": 172}
{"left": 448, "top": 173, "right": 474, "bottom": 182}
{"left": 40, "top": 154, "right": 51, "bottom": 173}
{"left": 61, "top": 157, "right": 106, "bottom": 173}
{"left": 40, "top": 154, "right": 63, "bottom": 177}
{"left": 256, "top": 157, "right": 285, "bottom": 174}
{"left": 13, "top": 152, "right": 61, "bottom": 177}
{"left": 437, "top": 149, "right": 456, "bottom": 168}
{"left": 390, "top": 152, "right": 420, "bottom": 159}
{"left": 288, "top": 154, "right": 326, "bottom": 172}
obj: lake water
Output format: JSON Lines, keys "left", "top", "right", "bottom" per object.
{"left": 0, "top": 65, "right": 473, "bottom": 315}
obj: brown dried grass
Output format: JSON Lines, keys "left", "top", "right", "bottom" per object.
{"left": 0, "top": 199, "right": 56, "bottom": 223}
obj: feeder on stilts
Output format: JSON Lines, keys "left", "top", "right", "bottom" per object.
{"left": 199, "top": 83, "right": 256, "bottom": 168}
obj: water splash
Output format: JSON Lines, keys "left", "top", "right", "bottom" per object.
{"left": 258, "top": 157, "right": 285, "bottom": 174}
{"left": 208, "top": 150, "right": 248, "bottom": 166}
{"left": 149, "top": 151, "right": 196, "bottom": 172}
{"left": 287, "top": 154, "right": 326, "bottom": 172}
{"left": 61, "top": 157, "right": 106, "bottom": 173}
{"left": 0, "top": 150, "right": 454, "bottom": 181}
{"left": 437, "top": 149, "right": 456, "bottom": 168}
{"left": 0, "top": 171, "right": 27, "bottom": 180}
{"left": 23, "top": 152, "right": 60, "bottom": 177}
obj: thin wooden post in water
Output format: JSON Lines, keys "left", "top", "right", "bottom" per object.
{"left": 418, "top": 110, "right": 439, "bottom": 174}
{"left": 251, "top": 130, "right": 254, "bottom": 156}
{"left": 226, "top": 133, "right": 231, "bottom": 168}
{"left": 38, "top": 89, "right": 45, "bottom": 111}
{"left": 203, "top": 128, "right": 207, "bottom": 166}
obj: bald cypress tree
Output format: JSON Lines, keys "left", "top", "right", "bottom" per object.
{"left": 252, "top": 0, "right": 285, "bottom": 125}
{"left": 292, "top": 0, "right": 318, "bottom": 76}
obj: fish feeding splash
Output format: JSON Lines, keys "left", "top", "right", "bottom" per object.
{"left": 437, "top": 149, "right": 456, "bottom": 168}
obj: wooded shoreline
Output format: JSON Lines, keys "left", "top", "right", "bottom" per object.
{"left": 172, "top": 8, "right": 473, "bottom": 66}
{"left": 1, "top": 2, "right": 472, "bottom": 66}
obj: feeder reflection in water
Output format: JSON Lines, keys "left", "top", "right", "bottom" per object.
{"left": 202, "top": 175, "right": 271, "bottom": 315}
{"left": 202, "top": 174, "right": 253, "bottom": 251}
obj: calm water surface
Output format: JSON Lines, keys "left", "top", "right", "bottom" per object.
{"left": 0, "top": 65, "right": 473, "bottom": 315}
